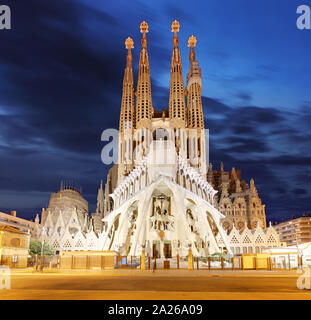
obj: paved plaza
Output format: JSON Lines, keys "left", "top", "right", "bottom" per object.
{"left": 0, "top": 269, "right": 311, "bottom": 300}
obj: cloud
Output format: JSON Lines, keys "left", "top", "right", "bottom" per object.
{"left": 0, "top": 0, "right": 310, "bottom": 224}
{"left": 292, "top": 189, "right": 307, "bottom": 195}
{"left": 205, "top": 96, "right": 311, "bottom": 221}
{"left": 235, "top": 92, "right": 252, "bottom": 102}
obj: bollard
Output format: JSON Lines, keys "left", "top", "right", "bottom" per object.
{"left": 141, "top": 250, "right": 146, "bottom": 270}
{"left": 188, "top": 249, "right": 193, "bottom": 270}
{"left": 0, "top": 266, "right": 11, "bottom": 290}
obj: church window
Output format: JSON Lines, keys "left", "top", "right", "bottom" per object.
{"left": 52, "top": 240, "right": 60, "bottom": 248}
{"left": 242, "top": 235, "right": 251, "bottom": 244}
{"left": 63, "top": 240, "right": 71, "bottom": 248}
{"left": 75, "top": 239, "right": 84, "bottom": 248}
{"left": 255, "top": 235, "right": 264, "bottom": 244}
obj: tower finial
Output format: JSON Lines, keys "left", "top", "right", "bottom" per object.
{"left": 188, "top": 35, "right": 197, "bottom": 62}
{"left": 140, "top": 21, "right": 149, "bottom": 34}
{"left": 125, "top": 37, "right": 134, "bottom": 50}
{"left": 125, "top": 37, "right": 134, "bottom": 67}
{"left": 171, "top": 20, "right": 180, "bottom": 34}
{"left": 187, "top": 35, "right": 197, "bottom": 48}
{"left": 140, "top": 21, "right": 149, "bottom": 48}
{"left": 171, "top": 20, "right": 180, "bottom": 48}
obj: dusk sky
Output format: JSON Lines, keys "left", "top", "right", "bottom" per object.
{"left": 0, "top": 0, "right": 310, "bottom": 222}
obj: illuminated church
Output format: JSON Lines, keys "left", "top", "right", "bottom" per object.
{"left": 39, "top": 21, "right": 280, "bottom": 257}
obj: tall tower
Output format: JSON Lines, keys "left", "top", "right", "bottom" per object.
{"left": 186, "top": 35, "right": 207, "bottom": 176}
{"left": 135, "top": 21, "right": 153, "bottom": 162}
{"left": 118, "top": 37, "right": 135, "bottom": 180}
{"left": 169, "top": 20, "right": 187, "bottom": 157}
{"left": 187, "top": 35, "right": 204, "bottom": 129}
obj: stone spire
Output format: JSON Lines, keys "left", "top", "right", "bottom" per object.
{"left": 118, "top": 37, "right": 136, "bottom": 178}
{"left": 135, "top": 21, "right": 153, "bottom": 129}
{"left": 207, "top": 163, "right": 214, "bottom": 185}
{"left": 169, "top": 20, "right": 186, "bottom": 127}
{"left": 96, "top": 180, "right": 105, "bottom": 216}
{"left": 119, "top": 37, "right": 135, "bottom": 134}
{"left": 235, "top": 179, "right": 242, "bottom": 193}
{"left": 250, "top": 178, "right": 258, "bottom": 195}
{"left": 231, "top": 167, "right": 237, "bottom": 180}
{"left": 186, "top": 35, "right": 204, "bottom": 129}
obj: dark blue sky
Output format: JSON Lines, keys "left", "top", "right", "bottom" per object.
{"left": 0, "top": 0, "right": 310, "bottom": 222}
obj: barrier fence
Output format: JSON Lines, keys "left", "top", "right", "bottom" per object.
{"left": 18, "top": 253, "right": 311, "bottom": 271}
{"left": 26, "top": 252, "right": 115, "bottom": 270}
{"left": 115, "top": 254, "right": 311, "bottom": 271}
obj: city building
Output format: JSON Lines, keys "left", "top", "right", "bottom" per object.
{"left": 0, "top": 210, "right": 40, "bottom": 236}
{"left": 263, "top": 242, "right": 311, "bottom": 268}
{"left": 0, "top": 225, "right": 30, "bottom": 268}
{"left": 274, "top": 215, "right": 311, "bottom": 246}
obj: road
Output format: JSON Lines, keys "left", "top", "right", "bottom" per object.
{"left": 0, "top": 269, "right": 311, "bottom": 300}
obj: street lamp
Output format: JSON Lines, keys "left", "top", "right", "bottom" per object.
{"left": 41, "top": 226, "right": 47, "bottom": 270}
{"left": 294, "top": 223, "right": 302, "bottom": 269}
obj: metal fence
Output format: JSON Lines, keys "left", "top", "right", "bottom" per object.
{"left": 27, "top": 255, "right": 59, "bottom": 270}
{"left": 25, "top": 253, "right": 311, "bottom": 271}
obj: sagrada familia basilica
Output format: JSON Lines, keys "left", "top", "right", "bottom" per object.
{"left": 33, "top": 21, "right": 280, "bottom": 257}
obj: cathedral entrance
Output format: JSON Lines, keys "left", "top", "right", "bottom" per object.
{"left": 164, "top": 242, "right": 172, "bottom": 259}
{"left": 152, "top": 241, "right": 160, "bottom": 258}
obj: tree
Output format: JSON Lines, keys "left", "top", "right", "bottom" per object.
{"left": 29, "top": 241, "right": 55, "bottom": 256}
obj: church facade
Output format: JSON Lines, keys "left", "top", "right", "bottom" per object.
{"left": 38, "top": 21, "right": 280, "bottom": 257}
{"left": 101, "top": 21, "right": 231, "bottom": 257}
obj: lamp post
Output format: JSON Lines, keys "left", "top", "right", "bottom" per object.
{"left": 294, "top": 223, "right": 302, "bottom": 269}
{"left": 41, "top": 226, "right": 47, "bottom": 270}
